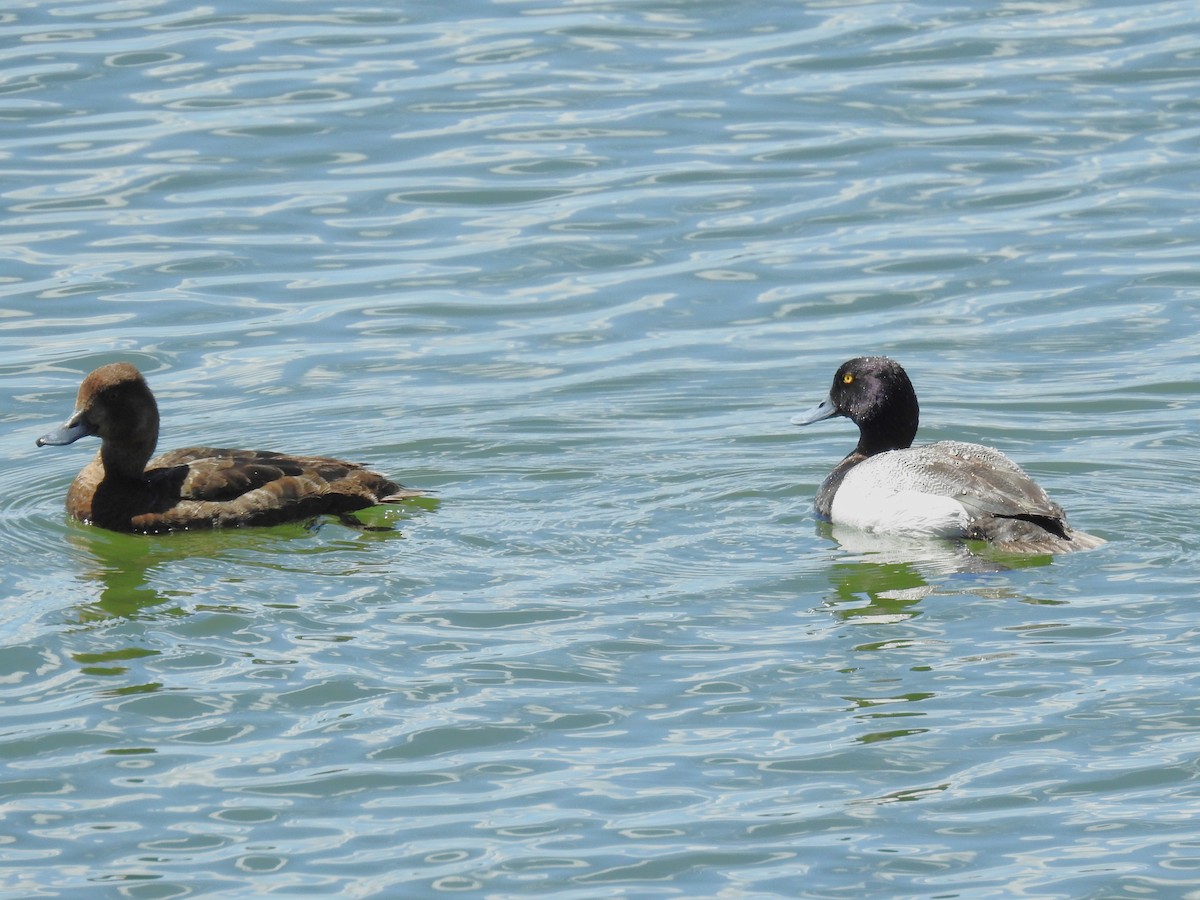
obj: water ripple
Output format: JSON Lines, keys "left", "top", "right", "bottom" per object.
{"left": 2, "top": 0, "right": 1199, "bottom": 896}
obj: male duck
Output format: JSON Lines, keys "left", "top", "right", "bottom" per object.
{"left": 37, "top": 362, "right": 420, "bottom": 534}
{"left": 793, "top": 356, "right": 1102, "bottom": 554}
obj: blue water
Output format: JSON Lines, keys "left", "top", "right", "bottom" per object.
{"left": 2, "top": 0, "right": 1199, "bottom": 896}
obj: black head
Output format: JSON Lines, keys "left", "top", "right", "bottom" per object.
{"left": 792, "top": 356, "right": 920, "bottom": 456}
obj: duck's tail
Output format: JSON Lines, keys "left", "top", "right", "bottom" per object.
{"left": 970, "top": 515, "right": 1105, "bottom": 554}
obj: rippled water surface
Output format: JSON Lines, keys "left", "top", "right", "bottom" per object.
{"left": 3, "top": 0, "right": 1200, "bottom": 896}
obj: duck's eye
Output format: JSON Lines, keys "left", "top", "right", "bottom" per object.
{"left": 842, "top": 373, "right": 854, "bottom": 384}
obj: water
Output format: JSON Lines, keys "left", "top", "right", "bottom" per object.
{"left": 2, "top": 0, "right": 1199, "bottom": 896}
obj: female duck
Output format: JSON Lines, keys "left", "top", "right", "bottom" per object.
{"left": 793, "top": 357, "right": 1102, "bottom": 553}
{"left": 37, "top": 362, "right": 420, "bottom": 534}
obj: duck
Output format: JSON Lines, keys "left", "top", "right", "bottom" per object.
{"left": 36, "top": 362, "right": 421, "bottom": 534}
{"left": 793, "top": 356, "right": 1103, "bottom": 554}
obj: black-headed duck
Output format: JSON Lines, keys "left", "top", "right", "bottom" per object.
{"left": 37, "top": 362, "right": 420, "bottom": 534}
{"left": 793, "top": 356, "right": 1103, "bottom": 554}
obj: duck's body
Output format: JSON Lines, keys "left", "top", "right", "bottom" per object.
{"left": 794, "top": 357, "right": 1102, "bottom": 554}
{"left": 38, "top": 363, "right": 419, "bottom": 534}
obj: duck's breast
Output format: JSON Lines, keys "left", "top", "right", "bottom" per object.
{"left": 829, "top": 474, "right": 971, "bottom": 537}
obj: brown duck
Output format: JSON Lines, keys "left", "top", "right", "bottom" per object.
{"left": 37, "top": 362, "right": 420, "bottom": 533}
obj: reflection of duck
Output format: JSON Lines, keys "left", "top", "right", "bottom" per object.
{"left": 795, "top": 357, "right": 1103, "bottom": 554}
{"left": 825, "top": 524, "right": 1007, "bottom": 575}
{"left": 37, "top": 363, "right": 421, "bottom": 534}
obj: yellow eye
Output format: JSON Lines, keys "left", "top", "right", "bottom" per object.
{"left": 842, "top": 373, "right": 854, "bottom": 384}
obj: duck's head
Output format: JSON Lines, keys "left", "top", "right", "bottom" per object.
{"left": 38, "top": 363, "right": 160, "bottom": 476}
{"left": 792, "top": 356, "right": 919, "bottom": 456}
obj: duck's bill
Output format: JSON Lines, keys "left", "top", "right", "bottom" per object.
{"left": 36, "top": 413, "right": 91, "bottom": 447}
{"left": 791, "top": 396, "right": 838, "bottom": 427}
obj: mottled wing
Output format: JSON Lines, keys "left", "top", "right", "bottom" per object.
{"left": 146, "top": 448, "right": 411, "bottom": 509}
{"left": 890, "top": 441, "right": 1065, "bottom": 521}
{"left": 148, "top": 448, "right": 297, "bottom": 502}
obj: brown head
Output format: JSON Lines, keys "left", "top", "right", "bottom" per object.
{"left": 37, "top": 363, "right": 161, "bottom": 479}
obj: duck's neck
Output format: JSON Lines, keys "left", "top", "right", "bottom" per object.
{"left": 855, "top": 399, "right": 919, "bottom": 457}
{"left": 99, "top": 427, "right": 158, "bottom": 481}
{"left": 856, "top": 428, "right": 914, "bottom": 457}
